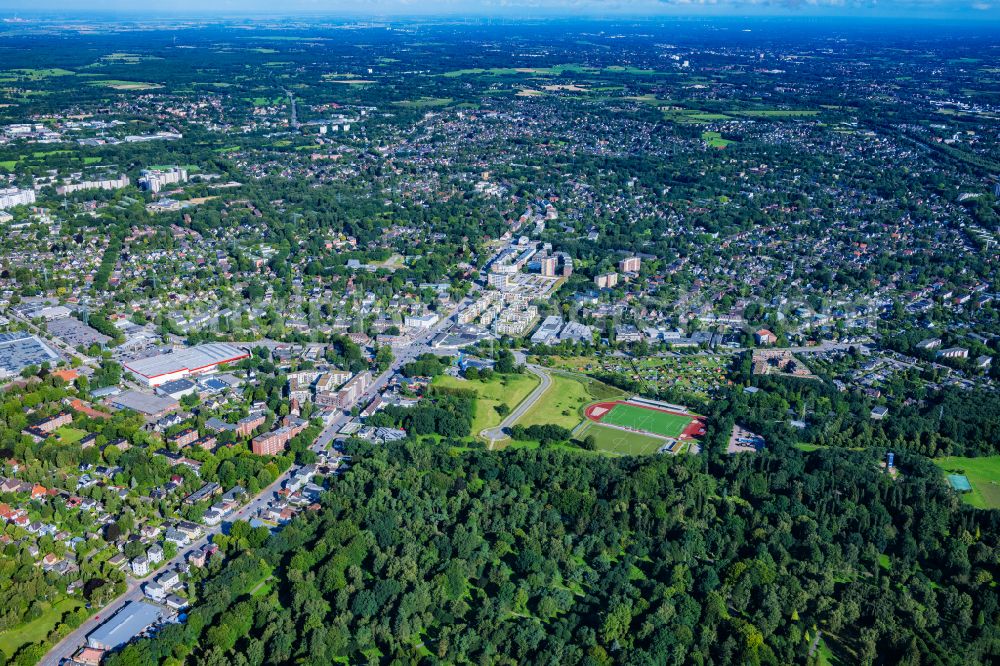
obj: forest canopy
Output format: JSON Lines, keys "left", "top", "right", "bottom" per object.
{"left": 106, "top": 439, "right": 999, "bottom": 666}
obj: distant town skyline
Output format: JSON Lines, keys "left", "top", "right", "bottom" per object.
{"left": 3, "top": 0, "right": 998, "bottom": 20}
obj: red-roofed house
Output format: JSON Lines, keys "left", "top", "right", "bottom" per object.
{"left": 51, "top": 369, "right": 79, "bottom": 383}
{"left": 73, "top": 647, "right": 105, "bottom": 666}
{"left": 69, "top": 399, "right": 109, "bottom": 420}
{"left": 755, "top": 329, "right": 777, "bottom": 346}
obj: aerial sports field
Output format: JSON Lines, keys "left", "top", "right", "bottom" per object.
{"left": 584, "top": 400, "right": 705, "bottom": 441}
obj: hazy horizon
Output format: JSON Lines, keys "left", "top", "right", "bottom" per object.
{"left": 1, "top": 0, "right": 998, "bottom": 21}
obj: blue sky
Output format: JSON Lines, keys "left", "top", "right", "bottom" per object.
{"left": 3, "top": 0, "right": 997, "bottom": 19}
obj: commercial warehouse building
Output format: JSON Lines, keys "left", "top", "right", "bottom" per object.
{"left": 530, "top": 315, "right": 563, "bottom": 345}
{"left": 86, "top": 600, "right": 168, "bottom": 651}
{"left": 123, "top": 343, "right": 249, "bottom": 387}
{"left": 108, "top": 391, "right": 179, "bottom": 419}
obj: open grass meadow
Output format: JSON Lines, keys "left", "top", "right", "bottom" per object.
{"left": 433, "top": 373, "right": 540, "bottom": 434}
{"left": 576, "top": 421, "right": 668, "bottom": 456}
{"left": 547, "top": 355, "right": 603, "bottom": 373}
{"left": 393, "top": 97, "right": 453, "bottom": 108}
{"left": 515, "top": 372, "right": 625, "bottom": 431}
{"left": 1, "top": 68, "right": 76, "bottom": 81}
{"left": 702, "top": 131, "right": 734, "bottom": 148}
{"left": 89, "top": 80, "right": 162, "bottom": 90}
{"left": 0, "top": 597, "right": 83, "bottom": 658}
{"left": 932, "top": 456, "right": 1000, "bottom": 509}
{"left": 55, "top": 426, "right": 87, "bottom": 444}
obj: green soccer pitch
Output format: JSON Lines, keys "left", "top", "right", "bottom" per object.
{"left": 598, "top": 403, "right": 693, "bottom": 439}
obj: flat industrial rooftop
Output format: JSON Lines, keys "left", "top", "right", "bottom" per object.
{"left": 123, "top": 343, "right": 248, "bottom": 379}
{"left": 0, "top": 331, "right": 60, "bottom": 375}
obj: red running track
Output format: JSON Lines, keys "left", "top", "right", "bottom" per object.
{"left": 584, "top": 400, "right": 707, "bottom": 439}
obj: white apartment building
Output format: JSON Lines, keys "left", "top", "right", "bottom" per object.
{"left": 56, "top": 174, "right": 130, "bottom": 195}
{"left": 0, "top": 187, "right": 35, "bottom": 210}
{"left": 138, "top": 167, "right": 189, "bottom": 193}
{"left": 405, "top": 313, "right": 440, "bottom": 329}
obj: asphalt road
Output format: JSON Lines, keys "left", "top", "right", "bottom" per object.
{"left": 313, "top": 300, "right": 473, "bottom": 449}
{"left": 42, "top": 298, "right": 476, "bottom": 664}
{"left": 39, "top": 466, "right": 296, "bottom": 666}
{"left": 481, "top": 364, "right": 551, "bottom": 446}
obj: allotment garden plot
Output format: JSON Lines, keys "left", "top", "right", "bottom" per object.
{"left": 551, "top": 354, "right": 731, "bottom": 400}
{"left": 629, "top": 355, "right": 731, "bottom": 399}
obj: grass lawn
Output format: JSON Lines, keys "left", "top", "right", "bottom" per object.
{"left": 90, "top": 80, "right": 162, "bottom": 90}
{"left": 585, "top": 376, "right": 626, "bottom": 401}
{"left": 577, "top": 421, "right": 667, "bottom": 456}
{"left": 32, "top": 150, "right": 73, "bottom": 158}
{"left": 686, "top": 112, "right": 731, "bottom": 121}
{"left": 148, "top": 164, "right": 200, "bottom": 173}
{"left": 442, "top": 67, "right": 527, "bottom": 77}
{"left": 495, "top": 438, "right": 607, "bottom": 457}
{"left": 605, "top": 65, "right": 664, "bottom": 75}
{"left": 735, "top": 109, "right": 820, "bottom": 118}
{"left": 702, "top": 131, "right": 734, "bottom": 148}
{"left": 433, "top": 373, "right": 540, "bottom": 435}
{"left": 932, "top": 456, "right": 1000, "bottom": 509}
{"left": 814, "top": 630, "right": 858, "bottom": 666}
{"left": 794, "top": 443, "right": 864, "bottom": 453}
{"left": 55, "top": 427, "right": 87, "bottom": 444}
{"left": 817, "top": 637, "right": 835, "bottom": 666}
{"left": 545, "top": 355, "right": 600, "bottom": 372}
{"left": 599, "top": 403, "right": 692, "bottom": 439}
{"left": 8, "top": 68, "right": 76, "bottom": 79}
{"left": 250, "top": 576, "right": 275, "bottom": 598}
{"left": 662, "top": 108, "right": 731, "bottom": 123}
{"left": 516, "top": 373, "right": 624, "bottom": 431}
{"left": 0, "top": 597, "right": 83, "bottom": 657}
{"left": 795, "top": 443, "right": 826, "bottom": 452}
{"left": 393, "top": 97, "right": 453, "bottom": 108}
{"left": 441, "top": 64, "right": 596, "bottom": 78}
